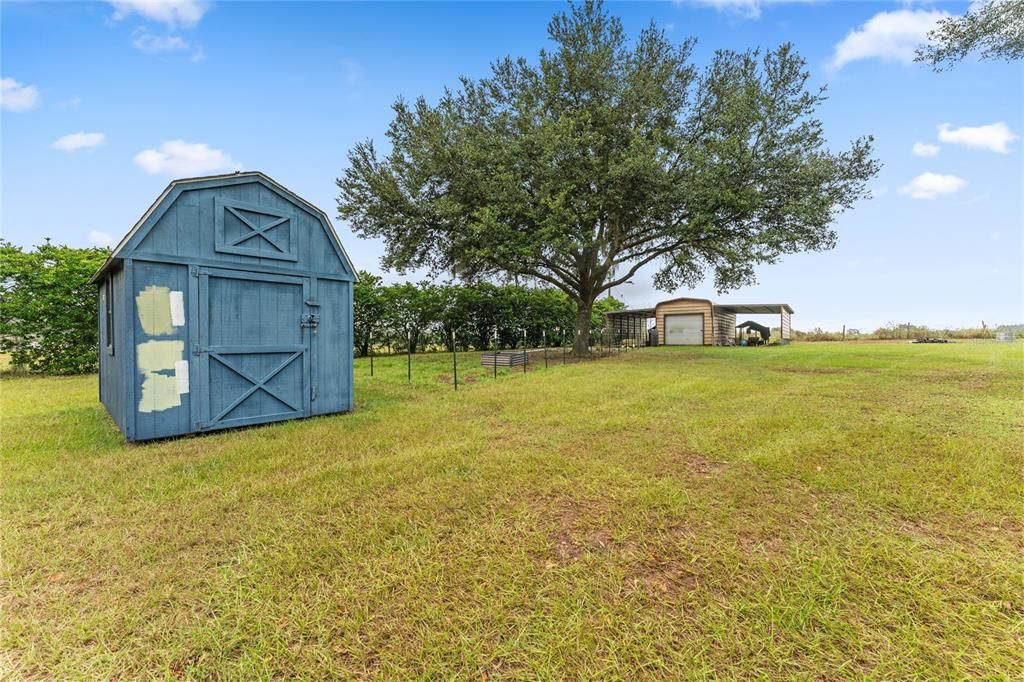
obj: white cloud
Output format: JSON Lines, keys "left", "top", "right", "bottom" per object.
{"left": 58, "top": 96, "right": 82, "bottom": 109}
{"left": 912, "top": 142, "right": 940, "bottom": 157}
{"left": 133, "top": 140, "right": 241, "bottom": 176}
{"left": 1, "top": 77, "right": 40, "bottom": 111}
{"left": 684, "top": 0, "right": 815, "bottom": 20}
{"left": 691, "top": 0, "right": 763, "bottom": 19}
{"left": 109, "top": 0, "right": 208, "bottom": 29}
{"left": 938, "top": 122, "right": 1018, "bottom": 154}
{"left": 829, "top": 9, "right": 948, "bottom": 69}
{"left": 51, "top": 132, "right": 107, "bottom": 152}
{"left": 132, "top": 30, "right": 188, "bottom": 53}
{"left": 898, "top": 172, "right": 967, "bottom": 200}
{"left": 88, "top": 230, "right": 115, "bottom": 248}
{"left": 132, "top": 28, "right": 204, "bottom": 61}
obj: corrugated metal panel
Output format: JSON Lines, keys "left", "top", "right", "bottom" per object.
{"left": 664, "top": 314, "right": 704, "bottom": 345}
{"left": 654, "top": 298, "right": 713, "bottom": 345}
{"left": 713, "top": 310, "right": 737, "bottom": 346}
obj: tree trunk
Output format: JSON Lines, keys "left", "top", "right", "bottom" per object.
{"left": 573, "top": 298, "right": 594, "bottom": 356}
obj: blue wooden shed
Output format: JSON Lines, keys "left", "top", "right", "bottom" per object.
{"left": 91, "top": 171, "right": 357, "bottom": 441}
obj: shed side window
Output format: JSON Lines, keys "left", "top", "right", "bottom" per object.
{"left": 104, "top": 278, "right": 115, "bottom": 355}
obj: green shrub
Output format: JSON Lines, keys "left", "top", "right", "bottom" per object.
{"left": 0, "top": 240, "right": 110, "bottom": 374}
{"left": 352, "top": 276, "right": 602, "bottom": 355}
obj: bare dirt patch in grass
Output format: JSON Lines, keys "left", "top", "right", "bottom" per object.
{"left": 659, "top": 449, "right": 728, "bottom": 478}
{"left": 528, "top": 495, "right": 620, "bottom": 565}
{"left": 897, "top": 513, "right": 1024, "bottom": 553}
{"left": 632, "top": 559, "right": 701, "bottom": 596}
{"left": 914, "top": 369, "right": 1002, "bottom": 390}
{"left": 770, "top": 366, "right": 853, "bottom": 375}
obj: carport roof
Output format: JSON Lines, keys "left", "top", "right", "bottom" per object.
{"left": 715, "top": 303, "right": 795, "bottom": 314}
{"left": 605, "top": 302, "right": 794, "bottom": 317}
{"left": 604, "top": 308, "right": 656, "bottom": 318}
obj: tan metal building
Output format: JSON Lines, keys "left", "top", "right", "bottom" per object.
{"left": 655, "top": 297, "right": 715, "bottom": 345}
{"left": 605, "top": 297, "right": 794, "bottom": 346}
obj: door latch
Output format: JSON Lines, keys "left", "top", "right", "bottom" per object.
{"left": 301, "top": 313, "right": 319, "bottom": 334}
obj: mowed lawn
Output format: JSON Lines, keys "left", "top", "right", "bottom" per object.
{"left": 2, "top": 343, "right": 1022, "bottom": 679}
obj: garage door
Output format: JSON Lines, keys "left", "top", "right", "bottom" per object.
{"left": 664, "top": 314, "right": 704, "bottom": 345}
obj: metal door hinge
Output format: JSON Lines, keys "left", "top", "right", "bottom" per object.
{"left": 189, "top": 265, "right": 199, "bottom": 277}
{"left": 311, "top": 385, "right": 317, "bottom": 401}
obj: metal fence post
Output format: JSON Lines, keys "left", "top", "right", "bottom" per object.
{"left": 407, "top": 329, "right": 412, "bottom": 384}
{"left": 452, "top": 330, "right": 458, "bottom": 391}
{"left": 543, "top": 330, "right": 548, "bottom": 369}
{"left": 493, "top": 327, "right": 498, "bottom": 380}
{"left": 522, "top": 328, "right": 527, "bottom": 374}
{"left": 369, "top": 330, "right": 374, "bottom": 377}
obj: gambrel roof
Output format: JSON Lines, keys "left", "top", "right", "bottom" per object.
{"left": 91, "top": 171, "right": 356, "bottom": 283}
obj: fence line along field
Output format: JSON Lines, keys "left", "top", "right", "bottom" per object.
{"left": 2, "top": 342, "right": 1022, "bottom": 679}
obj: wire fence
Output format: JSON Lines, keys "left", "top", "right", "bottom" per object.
{"left": 358, "top": 325, "right": 653, "bottom": 390}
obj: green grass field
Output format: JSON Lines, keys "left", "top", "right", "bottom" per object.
{"left": 2, "top": 342, "right": 1022, "bottom": 679}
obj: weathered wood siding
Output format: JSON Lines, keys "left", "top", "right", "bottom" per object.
{"left": 313, "top": 278, "right": 353, "bottom": 415}
{"left": 96, "top": 174, "right": 355, "bottom": 441}
{"left": 98, "top": 263, "right": 127, "bottom": 433}
{"left": 713, "top": 310, "right": 737, "bottom": 346}
{"left": 132, "top": 180, "right": 348, "bottom": 278}
{"left": 131, "top": 261, "right": 192, "bottom": 441}
{"left": 655, "top": 298, "right": 714, "bottom": 345}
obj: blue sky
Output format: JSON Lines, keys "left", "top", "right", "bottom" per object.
{"left": 2, "top": 0, "right": 1021, "bottom": 330}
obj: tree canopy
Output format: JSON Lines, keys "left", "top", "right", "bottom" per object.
{"left": 916, "top": 0, "right": 1024, "bottom": 70}
{"left": 337, "top": 0, "right": 878, "bottom": 353}
{"left": 0, "top": 240, "right": 110, "bottom": 374}
{"left": 351, "top": 274, "right": 621, "bottom": 355}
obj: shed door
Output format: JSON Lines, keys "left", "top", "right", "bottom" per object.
{"left": 196, "top": 268, "right": 311, "bottom": 431}
{"left": 664, "top": 314, "right": 704, "bottom": 345}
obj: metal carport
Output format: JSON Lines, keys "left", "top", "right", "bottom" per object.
{"left": 713, "top": 303, "right": 795, "bottom": 344}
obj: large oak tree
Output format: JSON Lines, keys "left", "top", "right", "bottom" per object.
{"left": 337, "top": 0, "right": 879, "bottom": 354}
{"left": 916, "top": 0, "right": 1023, "bottom": 70}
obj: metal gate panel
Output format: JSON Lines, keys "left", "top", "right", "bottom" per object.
{"left": 195, "top": 268, "right": 310, "bottom": 431}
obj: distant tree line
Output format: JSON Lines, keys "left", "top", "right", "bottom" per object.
{"left": 354, "top": 271, "right": 624, "bottom": 355}
{"left": 793, "top": 323, "right": 1007, "bottom": 342}
{"left": 0, "top": 240, "right": 625, "bottom": 374}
